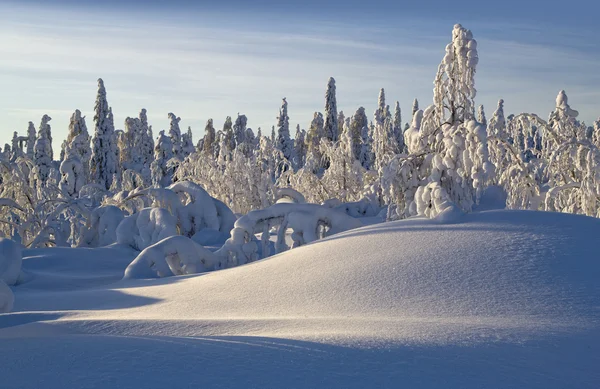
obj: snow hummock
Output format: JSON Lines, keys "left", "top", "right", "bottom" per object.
{"left": 1, "top": 210, "right": 599, "bottom": 388}
{"left": 0, "top": 238, "right": 22, "bottom": 286}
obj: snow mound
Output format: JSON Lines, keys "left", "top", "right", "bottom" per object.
{"left": 0, "top": 238, "right": 22, "bottom": 285}
{"left": 2, "top": 210, "right": 599, "bottom": 388}
{"left": 123, "top": 236, "right": 219, "bottom": 279}
{"left": 0, "top": 279, "right": 13, "bottom": 313}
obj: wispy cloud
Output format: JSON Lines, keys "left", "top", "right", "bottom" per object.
{"left": 0, "top": 2, "right": 598, "bottom": 147}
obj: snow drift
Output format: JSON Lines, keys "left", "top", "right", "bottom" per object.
{"left": 1, "top": 210, "right": 599, "bottom": 388}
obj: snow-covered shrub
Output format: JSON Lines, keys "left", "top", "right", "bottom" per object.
{"left": 78, "top": 205, "right": 124, "bottom": 247}
{"left": 123, "top": 235, "right": 220, "bottom": 279}
{"left": 216, "top": 203, "right": 363, "bottom": 264}
{"left": 116, "top": 207, "right": 178, "bottom": 251}
{"left": 0, "top": 238, "right": 22, "bottom": 286}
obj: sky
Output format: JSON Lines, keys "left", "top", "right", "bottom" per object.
{"left": 0, "top": 0, "right": 598, "bottom": 147}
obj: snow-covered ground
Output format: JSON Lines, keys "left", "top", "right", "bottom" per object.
{"left": 1, "top": 209, "right": 599, "bottom": 388}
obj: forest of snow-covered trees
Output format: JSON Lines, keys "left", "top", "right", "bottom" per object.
{"left": 0, "top": 23, "right": 599, "bottom": 263}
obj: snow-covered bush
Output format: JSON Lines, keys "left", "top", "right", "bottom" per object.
{"left": 0, "top": 238, "right": 22, "bottom": 286}
{"left": 116, "top": 207, "right": 178, "bottom": 251}
{"left": 216, "top": 203, "right": 363, "bottom": 264}
{"left": 123, "top": 235, "right": 220, "bottom": 279}
{"left": 78, "top": 205, "right": 124, "bottom": 247}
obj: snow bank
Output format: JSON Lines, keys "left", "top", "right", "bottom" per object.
{"left": 0, "top": 279, "right": 13, "bottom": 313}
{"left": 116, "top": 207, "right": 178, "bottom": 251}
{"left": 2, "top": 210, "right": 600, "bottom": 388}
{"left": 0, "top": 238, "right": 22, "bottom": 285}
{"left": 123, "top": 235, "right": 219, "bottom": 279}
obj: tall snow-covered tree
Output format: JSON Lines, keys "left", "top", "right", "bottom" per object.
{"left": 168, "top": 112, "right": 182, "bottom": 158}
{"left": 323, "top": 77, "right": 339, "bottom": 142}
{"left": 349, "top": 107, "right": 368, "bottom": 162}
{"left": 139, "top": 108, "right": 154, "bottom": 170}
{"left": 33, "top": 114, "right": 53, "bottom": 187}
{"left": 412, "top": 98, "right": 419, "bottom": 117}
{"left": 90, "top": 79, "right": 119, "bottom": 190}
{"left": 337, "top": 111, "right": 345, "bottom": 137}
{"left": 151, "top": 130, "right": 174, "bottom": 187}
{"left": 393, "top": 101, "right": 404, "bottom": 152}
{"left": 233, "top": 114, "right": 247, "bottom": 147}
{"left": 64, "top": 109, "right": 91, "bottom": 182}
{"left": 222, "top": 116, "right": 235, "bottom": 152}
{"left": 275, "top": 98, "right": 293, "bottom": 160}
{"left": 488, "top": 99, "right": 506, "bottom": 137}
{"left": 182, "top": 126, "right": 194, "bottom": 157}
{"left": 293, "top": 124, "right": 307, "bottom": 170}
{"left": 26, "top": 121, "right": 36, "bottom": 159}
{"left": 477, "top": 105, "right": 487, "bottom": 126}
{"left": 202, "top": 119, "right": 216, "bottom": 155}
{"left": 306, "top": 112, "right": 324, "bottom": 168}
{"left": 377, "top": 88, "right": 387, "bottom": 118}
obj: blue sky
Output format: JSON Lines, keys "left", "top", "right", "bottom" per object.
{"left": 0, "top": 0, "right": 598, "bottom": 147}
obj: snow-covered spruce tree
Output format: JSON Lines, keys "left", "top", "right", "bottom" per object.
{"left": 32, "top": 114, "right": 54, "bottom": 188}
{"left": 592, "top": 118, "right": 600, "bottom": 147}
{"left": 26, "top": 121, "right": 36, "bottom": 159}
{"left": 233, "top": 114, "right": 247, "bottom": 148}
{"left": 90, "top": 79, "right": 119, "bottom": 191}
{"left": 168, "top": 112, "right": 182, "bottom": 159}
{"left": 293, "top": 125, "right": 307, "bottom": 171}
{"left": 139, "top": 109, "right": 154, "bottom": 171}
{"left": 275, "top": 98, "right": 293, "bottom": 161}
{"left": 305, "top": 112, "right": 325, "bottom": 170}
{"left": 477, "top": 105, "right": 487, "bottom": 126}
{"left": 372, "top": 109, "right": 398, "bottom": 173}
{"left": 10, "top": 132, "right": 24, "bottom": 161}
{"left": 387, "top": 24, "right": 493, "bottom": 219}
{"left": 323, "top": 77, "right": 338, "bottom": 142}
{"left": 63, "top": 109, "right": 91, "bottom": 183}
{"left": 348, "top": 107, "right": 367, "bottom": 163}
{"left": 202, "top": 119, "right": 217, "bottom": 156}
{"left": 151, "top": 130, "right": 174, "bottom": 187}
{"left": 182, "top": 126, "right": 195, "bottom": 158}
{"left": 541, "top": 90, "right": 598, "bottom": 215}
{"left": 270, "top": 126, "right": 276, "bottom": 143}
{"left": 222, "top": 116, "right": 235, "bottom": 153}
{"left": 412, "top": 98, "right": 419, "bottom": 117}
{"left": 337, "top": 111, "right": 345, "bottom": 138}
{"left": 393, "top": 101, "right": 404, "bottom": 152}
{"left": 59, "top": 149, "right": 85, "bottom": 198}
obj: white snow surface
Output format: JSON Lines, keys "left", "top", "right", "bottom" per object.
{"left": 1, "top": 210, "right": 599, "bottom": 388}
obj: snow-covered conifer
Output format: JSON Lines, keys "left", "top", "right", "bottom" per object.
{"left": 323, "top": 77, "right": 339, "bottom": 142}
{"left": 349, "top": 107, "right": 368, "bottom": 162}
{"left": 202, "top": 119, "right": 216, "bottom": 155}
{"left": 33, "top": 114, "right": 53, "bottom": 187}
{"left": 182, "top": 126, "right": 194, "bottom": 157}
{"left": 64, "top": 109, "right": 91, "bottom": 182}
{"left": 393, "top": 101, "right": 404, "bottom": 152}
{"left": 233, "top": 114, "right": 247, "bottom": 147}
{"left": 275, "top": 98, "right": 293, "bottom": 160}
{"left": 151, "top": 130, "right": 174, "bottom": 187}
{"left": 293, "top": 124, "right": 307, "bottom": 170}
{"left": 90, "top": 79, "right": 119, "bottom": 190}
{"left": 477, "top": 105, "right": 487, "bottom": 126}
{"left": 411, "top": 98, "right": 419, "bottom": 117}
{"left": 26, "top": 121, "right": 36, "bottom": 159}
{"left": 168, "top": 112, "right": 182, "bottom": 158}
